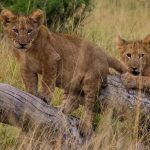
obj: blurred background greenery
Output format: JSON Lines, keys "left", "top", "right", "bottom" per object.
{"left": 0, "top": 0, "right": 94, "bottom": 33}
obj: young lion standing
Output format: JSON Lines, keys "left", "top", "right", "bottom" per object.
{"left": 0, "top": 9, "right": 127, "bottom": 137}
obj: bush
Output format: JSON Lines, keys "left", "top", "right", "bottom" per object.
{"left": 0, "top": 0, "right": 94, "bottom": 33}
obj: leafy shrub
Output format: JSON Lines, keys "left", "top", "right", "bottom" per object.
{"left": 0, "top": 0, "right": 94, "bottom": 33}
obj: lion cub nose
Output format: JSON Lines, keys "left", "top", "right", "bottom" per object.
{"left": 131, "top": 67, "right": 140, "bottom": 75}
{"left": 132, "top": 67, "right": 138, "bottom": 71}
{"left": 19, "top": 43, "right": 27, "bottom": 47}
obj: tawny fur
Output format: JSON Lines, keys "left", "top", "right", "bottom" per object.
{"left": 0, "top": 9, "right": 127, "bottom": 137}
{"left": 116, "top": 35, "right": 150, "bottom": 91}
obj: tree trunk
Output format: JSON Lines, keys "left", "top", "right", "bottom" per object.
{"left": 0, "top": 74, "right": 149, "bottom": 149}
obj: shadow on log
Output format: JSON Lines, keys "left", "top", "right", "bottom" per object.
{"left": 0, "top": 74, "right": 149, "bottom": 149}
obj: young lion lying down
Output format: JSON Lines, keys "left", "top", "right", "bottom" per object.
{"left": 0, "top": 9, "right": 127, "bottom": 137}
{"left": 116, "top": 35, "right": 150, "bottom": 91}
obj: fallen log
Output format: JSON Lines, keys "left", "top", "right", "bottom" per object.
{"left": 0, "top": 74, "right": 149, "bottom": 149}
{"left": 101, "top": 74, "right": 150, "bottom": 114}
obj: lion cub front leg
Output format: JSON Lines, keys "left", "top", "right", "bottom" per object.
{"left": 20, "top": 68, "right": 39, "bottom": 97}
{"left": 122, "top": 72, "right": 150, "bottom": 91}
{"left": 40, "top": 62, "right": 57, "bottom": 104}
{"left": 121, "top": 72, "right": 138, "bottom": 89}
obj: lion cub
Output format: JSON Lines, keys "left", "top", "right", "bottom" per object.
{"left": 116, "top": 35, "right": 150, "bottom": 91}
{"left": 0, "top": 9, "right": 127, "bottom": 137}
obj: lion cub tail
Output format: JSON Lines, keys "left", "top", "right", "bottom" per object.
{"left": 107, "top": 55, "right": 127, "bottom": 74}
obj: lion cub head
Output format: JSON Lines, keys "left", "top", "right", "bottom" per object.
{"left": 116, "top": 35, "right": 150, "bottom": 76}
{"left": 0, "top": 9, "right": 44, "bottom": 51}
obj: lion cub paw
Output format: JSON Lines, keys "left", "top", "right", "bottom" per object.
{"left": 61, "top": 96, "right": 79, "bottom": 114}
{"left": 121, "top": 72, "right": 137, "bottom": 89}
{"left": 79, "top": 118, "right": 93, "bottom": 139}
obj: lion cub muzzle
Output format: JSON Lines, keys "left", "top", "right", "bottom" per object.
{"left": 130, "top": 67, "right": 140, "bottom": 76}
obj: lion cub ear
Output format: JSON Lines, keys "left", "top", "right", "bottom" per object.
{"left": 0, "top": 9, "right": 16, "bottom": 26}
{"left": 30, "top": 9, "right": 44, "bottom": 26}
{"left": 143, "top": 35, "right": 150, "bottom": 44}
{"left": 143, "top": 35, "right": 150, "bottom": 52}
{"left": 115, "top": 35, "right": 127, "bottom": 50}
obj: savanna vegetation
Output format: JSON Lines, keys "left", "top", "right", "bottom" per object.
{"left": 0, "top": 0, "right": 150, "bottom": 149}
{"left": 0, "top": 0, "right": 93, "bottom": 33}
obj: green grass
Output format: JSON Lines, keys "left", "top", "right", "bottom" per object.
{"left": 0, "top": 0, "right": 150, "bottom": 149}
{"left": 0, "top": 124, "right": 19, "bottom": 150}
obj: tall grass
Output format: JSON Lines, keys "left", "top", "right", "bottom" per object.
{"left": 0, "top": 0, "right": 150, "bottom": 149}
{"left": 82, "top": 0, "right": 150, "bottom": 57}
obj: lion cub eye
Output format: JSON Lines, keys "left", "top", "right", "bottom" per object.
{"left": 12, "top": 28, "right": 19, "bottom": 34}
{"left": 27, "top": 29, "right": 33, "bottom": 34}
{"left": 126, "top": 53, "right": 131, "bottom": 58}
{"left": 139, "top": 53, "right": 144, "bottom": 58}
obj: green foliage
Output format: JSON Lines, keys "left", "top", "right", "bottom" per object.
{"left": 0, "top": 0, "right": 94, "bottom": 33}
